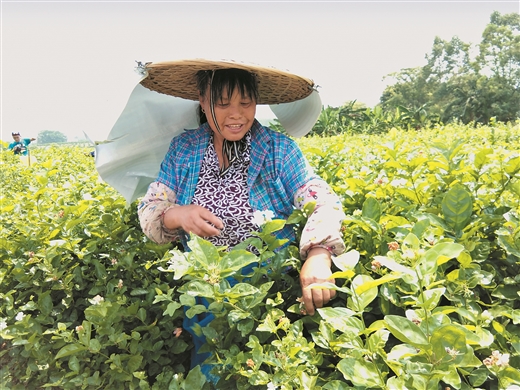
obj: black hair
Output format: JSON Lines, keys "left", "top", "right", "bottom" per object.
{"left": 196, "top": 69, "right": 259, "bottom": 124}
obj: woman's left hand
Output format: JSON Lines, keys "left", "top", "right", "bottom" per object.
{"left": 300, "top": 247, "right": 335, "bottom": 316}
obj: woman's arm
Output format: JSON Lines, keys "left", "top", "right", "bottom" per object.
{"left": 138, "top": 181, "right": 224, "bottom": 244}
{"left": 137, "top": 182, "right": 184, "bottom": 244}
{"left": 295, "top": 179, "right": 346, "bottom": 259}
{"left": 294, "top": 178, "right": 346, "bottom": 315}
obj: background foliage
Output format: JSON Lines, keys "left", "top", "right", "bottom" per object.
{"left": 1, "top": 121, "right": 519, "bottom": 389}
{"left": 266, "top": 11, "right": 520, "bottom": 138}
{"left": 37, "top": 130, "right": 68, "bottom": 144}
{"left": 380, "top": 11, "right": 520, "bottom": 126}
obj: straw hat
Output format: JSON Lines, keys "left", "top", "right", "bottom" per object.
{"left": 94, "top": 59, "right": 322, "bottom": 203}
{"left": 138, "top": 59, "right": 316, "bottom": 105}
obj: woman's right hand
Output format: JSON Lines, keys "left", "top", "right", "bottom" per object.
{"left": 163, "top": 205, "right": 223, "bottom": 237}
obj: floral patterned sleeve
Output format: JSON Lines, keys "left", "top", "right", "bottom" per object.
{"left": 294, "top": 178, "right": 346, "bottom": 260}
{"left": 137, "top": 182, "right": 183, "bottom": 244}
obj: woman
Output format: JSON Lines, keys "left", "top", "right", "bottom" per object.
{"left": 134, "top": 59, "right": 345, "bottom": 378}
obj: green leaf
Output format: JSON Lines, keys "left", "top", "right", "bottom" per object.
{"left": 302, "top": 201, "right": 316, "bottom": 217}
{"left": 329, "top": 270, "right": 355, "bottom": 280}
{"left": 348, "top": 274, "right": 378, "bottom": 312}
{"left": 298, "top": 370, "right": 317, "bottom": 390}
{"left": 55, "top": 344, "right": 88, "bottom": 359}
{"left": 362, "top": 197, "right": 381, "bottom": 222}
{"left": 224, "top": 283, "right": 261, "bottom": 299}
{"left": 261, "top": 219, "right": 286, "bottom": 235}
{"left": 422, "top": 242, "right": 464, "bottom": 270}
{"left": 130, "top": 288, "right": 149, "bottom": 296}
{"left": 185, "top": 305, "right": 208, "bottom": 319}
{"left": 181, "top": 280, "right": 215, "bottom": 299}
{"left": 39, "top": 291, "right": 53, "bottom": 316}
{"left": 188, "top": 235, "right": 220, "bottom": 268}
{"left": 68, "top": 355, "right": 80, "bottom": 372}
{"left": 77, "top": 320, "right": 92, "bottom": 346}
{"left": 498, "top": 366, "right": 520, "bottom": 388}
{"left": 384, "top": 315, "right": 429, "bottom": 347}
{"left": 317, "top": 307, "right": 361, "bottom": 334}
{"left": 89, "top": 339, "right": 101, "bottom": 353}
{"left": 411, "top": 218, "right": 431, "bottom": 240}
{"left": 430, "top": 324, "right": 467, "bottom": 366}
{"left": 505, "top": 156, "right": 520, "bottom": 175}
{"left": 180, "top": 293, "right": 196, "bottom": 307}
{"left": 322, "top": 380, "right": 355, "bottom": 390}
{"left": 355, "top": 273, "right": 402, "bottom": 295}
{"left": 474, "top": 148, "right": 493, "bottom": 169}
{"left": 442, "top": 365, "right": 461, "bottom": 389}
{"left": 337, "top": 357, "right": 385, "bottom": 388}
{"left": 366, "top": 329, "right": 390, "bottom": 354}
{"left": 184, "top": 365, "right": 208, "bottom": 389}
{"left": 474, "top": 326, "right": 494, "bottom": 347}
{"left": 219, "top": 249, "right": 258, "bottom": 277}
{"left": 469, "top": 368, "right": 489, "bottom": 387}
{"left": 249, "top": 370, "right": 270, "bottom": 385}
{"left": 442, "top": 184, "right": 473, "bottom": 233}
{"left": 332, "top": 250, "right": 359, "bottom": 271}
{"left": 164, "top": 301, "right": 181, "bottom": 317}
{"left": 417, "top": 287, "right": 445, "bottom": 311}
{"left": 228, "top": 310, "right": 251, "bottom": 323}
{"left": 126, "top": 355, "right": 143, "bottom": 372}
{"left": 374, "top": 256, "right": 415, "bottom": 275}
{"left": 403, "top": 233, "right": 421, "bottom": 250}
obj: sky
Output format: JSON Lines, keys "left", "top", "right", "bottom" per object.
{"left": 2, "top": 1, "right": 519, "bottom": 143}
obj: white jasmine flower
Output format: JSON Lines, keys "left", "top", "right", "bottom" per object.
{"left": 445, "top": 347, "right": 460, "bottom": 357}
{"left": 405, "top": 310, "right": 421, "bottom": 325}
{"left": 481, "top": 310, "right": 492, "bottom": 324}
{"left": 483, "top": 350, "right": 510, "bottom": 368}
{"left": 390, "top": 178, "right": 408, "bottom": 187}
{"left": 89, "top": 295, "right": 104, "bottom": 305}
{"left": 267, "top": 382, "right": 278, "bottom": 390}
{"left": 252, "top": 210, "right": 275, "bottom": 226}
{"left": 374, "top": 176, "right": 388, "bottom": 185}
{"left": 363, "top": 153, "right": 377, "bottom": 162}
{"left": 495, "top": 351, "right": 510, "bottom": 367}
{"left": 15, "top": 312, "right": 25, "bottom": 321}
{"left": 0, "top": 320, "right": 7, "bottom": 330}
{"left": 402, "top": 249, "right": 416, "bottom": 260}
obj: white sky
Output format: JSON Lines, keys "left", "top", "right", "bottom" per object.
{"left": 2, "top": 1, "right": 519, "bottom": 142}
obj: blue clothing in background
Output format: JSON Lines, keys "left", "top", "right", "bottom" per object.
{"left": 8, "top": 138, "right": 32, "bottom": 155}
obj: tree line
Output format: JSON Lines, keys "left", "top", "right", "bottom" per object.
{"left": 270, "top": 11, "right": 520, "bottom": 136}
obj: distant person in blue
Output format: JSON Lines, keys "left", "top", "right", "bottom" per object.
{"left": 8, "top": 132, "right": 35, "bottom": 156}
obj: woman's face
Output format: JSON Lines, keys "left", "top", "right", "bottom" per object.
{"left": 199, "top": 88, "right": 256, "bottom": 143}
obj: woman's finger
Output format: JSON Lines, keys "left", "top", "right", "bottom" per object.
{"left": 199, "top": 208, "right": 224, "bottom": 230}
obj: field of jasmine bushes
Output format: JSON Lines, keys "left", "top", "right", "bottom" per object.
{"left": 1, "top": 122, "right": 519, "bottom": 389}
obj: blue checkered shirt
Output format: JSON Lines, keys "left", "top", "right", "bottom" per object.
{"left": 157, "top": 120, "right": 319, "bottom": 245}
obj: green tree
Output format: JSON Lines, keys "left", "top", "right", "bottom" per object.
{"left": 380, "top": 11, "right": 520, "bottom": 125}
{"left": 313, "top": 106, "right": 342, "bottom": 136}
{"left": 37, "top": 130, "right": 67, "bottom": 144}
{"left": 476, "top": 11, "right": 520, "bottom": 122}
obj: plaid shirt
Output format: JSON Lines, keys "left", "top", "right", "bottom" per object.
{"left": 156, "top": 120, "right": 319, "bottom": 244}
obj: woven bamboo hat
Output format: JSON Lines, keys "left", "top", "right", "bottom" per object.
{"left": 138, "top": 59, "right": 316, "bottom": 105}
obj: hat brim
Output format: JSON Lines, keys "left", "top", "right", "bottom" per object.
{"left": 139, "top": 59, "right": 315, "bottom": 105}
{"left": 94, "top": 83, "right": 322, "bottom": 204}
